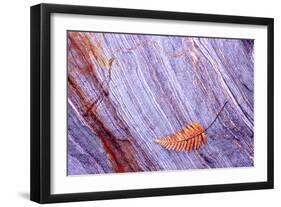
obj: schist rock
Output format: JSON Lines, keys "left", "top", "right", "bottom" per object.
{"left": 67, "top": 32, "right": 254, "bottom": 175}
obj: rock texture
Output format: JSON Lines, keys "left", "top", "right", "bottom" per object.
{"left": 67, "top": 31, "right": 254, "bottom": 175}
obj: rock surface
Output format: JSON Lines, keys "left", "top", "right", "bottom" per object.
{"left": 67, "top": 31, "right": 254, "bottom": 175}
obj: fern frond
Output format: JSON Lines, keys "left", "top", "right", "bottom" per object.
{"left": 155, "top": 123, "right": 207, "bottom": 152}
{"left": 155, "top": 101, "right": 228, "bottom": 152}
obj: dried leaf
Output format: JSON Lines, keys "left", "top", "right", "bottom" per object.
{"left": 155, "top": 123, "right": 207, "bottom": 152}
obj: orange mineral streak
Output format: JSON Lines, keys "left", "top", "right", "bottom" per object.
{"left": 67, "top": 32, "right": 159, "bottom": 172}
{"left": 82, "top": 34, "right": 109, "bottom": 69}
{"left": 155, "top": 123, "right": 207, "bottom": 152}
{"left": 68, "top": 76, "right": 126, "bottom": 173}
{"left": 69, "top": 31, "right": 113, "bottom": 70}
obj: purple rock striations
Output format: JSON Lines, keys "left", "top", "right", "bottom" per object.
{"left": 67, "top": 31, "right": 254, "bottom": 175}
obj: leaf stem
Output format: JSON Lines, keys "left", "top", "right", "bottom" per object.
{"left": 204, "top": 101, "right": 228, "bottom": 133}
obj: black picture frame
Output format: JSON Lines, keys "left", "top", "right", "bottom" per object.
{"left": 30, "top": 3, "right": 274, "bottom": 204}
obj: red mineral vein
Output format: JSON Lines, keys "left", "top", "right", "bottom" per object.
{"left": 68, "top": 33, "right": 159, "bottom": 172}
{"left": 68, "top": 76, "right": 127, "bottom": 172}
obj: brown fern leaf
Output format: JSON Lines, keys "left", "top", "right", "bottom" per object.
{"left": 155, "top": 123, "right": 207, "bottom": 152}
{"left": 154, "top": 101, "right": 229, "bottom": 152}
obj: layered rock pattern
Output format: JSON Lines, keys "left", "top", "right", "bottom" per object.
{"left": 67, "top": 31, "right": 254, "bottom": 175}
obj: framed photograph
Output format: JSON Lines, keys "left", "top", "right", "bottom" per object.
{"left": 30, "top": 3, "right": 274, "bottom": 203}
